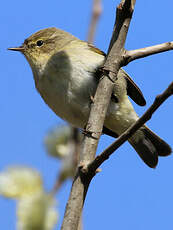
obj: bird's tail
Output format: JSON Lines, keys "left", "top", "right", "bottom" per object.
{"left": 128, "top": 126, "right": 171, "bottom": 168}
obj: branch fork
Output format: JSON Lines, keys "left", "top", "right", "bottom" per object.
{"left": 78, "top": 161, "right": 101, "bottom": 176}
{"left": 87, "top": 82, "right": 173, "bottom": 173}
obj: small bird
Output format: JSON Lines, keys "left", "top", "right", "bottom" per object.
{"left": 8, "top": 27, "right": 171, "bottom": 168}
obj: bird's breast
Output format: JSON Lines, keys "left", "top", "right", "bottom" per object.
{"left": 36, "top": 64, "right": 97, "bottom": 128}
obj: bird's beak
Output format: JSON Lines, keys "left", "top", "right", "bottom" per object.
{"left": 8, "top": 46, "right": 25, "bottom": 52}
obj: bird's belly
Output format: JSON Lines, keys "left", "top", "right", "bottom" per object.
{"left": 105, "top": 98, "right": 138, "bottom": 135}
{"left": 36, "top": 72, "right": 96, "bottom": 128}
{"left": 35, "top": 67, "right": 137, "bottom": 134}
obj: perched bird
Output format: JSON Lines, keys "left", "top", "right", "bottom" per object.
{"left": 8, "top": 27, "right": 171, "bottom": 168}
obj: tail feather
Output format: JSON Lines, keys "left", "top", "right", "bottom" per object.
{"left": 142, "top": 126, "right": 171, "bottom": 157}
{"left": 129, "top": 134, "right": 158, "bottom": 168}
{"left": 103, "top": 125, "right": 171, "bottom": 168}
{"left": 129, "top": 126, "right": 171, "bottom": 168}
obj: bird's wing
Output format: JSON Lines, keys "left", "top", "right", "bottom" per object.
{"left": 88, "top": 43, "right": 106, "bottom": 56}
{"left": 120, "top": 69, "right": 146, "bottom": 106}
{"left": 88, "top": 44, "right": 146, "bottom": 106}
{"left": 102, "top": 126, "right": 118, "bottom": 138}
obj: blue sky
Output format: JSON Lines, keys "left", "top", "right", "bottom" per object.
{"left": 1, "top": 0, "right": 173, "bottom": 229}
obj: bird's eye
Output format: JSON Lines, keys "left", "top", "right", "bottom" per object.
{"left": 36, "top": 40, "right": 44, "bottom": 47}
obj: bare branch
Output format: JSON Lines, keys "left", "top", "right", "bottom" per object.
{"left": 61, "top": 1, "right": 136, "bottom": 230}
{"left": 87, "top": 82, "right": 173, "bottom": 172}
{"left": 87, "top": 0, "right": 102, "bottom": 44}
{"left": 124, "top": 42, "right": 173, "bottom": 65}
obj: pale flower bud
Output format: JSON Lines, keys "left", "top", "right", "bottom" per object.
{"left": 17, "top": 192, "right": 58, "bottom": 230}
{"left": 0, "top": 167, "right": 42, "bottom": 198}
{"left": 44, "top": 126, "right": 71, "bottom": 158}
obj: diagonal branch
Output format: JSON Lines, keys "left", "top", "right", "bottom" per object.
{"left": 87, "top": 82, "right": 173, "bottom": 173}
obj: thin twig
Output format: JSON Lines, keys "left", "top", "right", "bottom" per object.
{"left": 124, "top": 42, "right": 173, "bottom": 65}
{"left": 87, "top": 82, "right": 173, "bottom": 173}
{"left": 87, "top": 0, "right": 102, "bottom": 44}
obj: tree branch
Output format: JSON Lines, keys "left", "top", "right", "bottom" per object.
{"left": 61, "top": 1, "right": 136, "bottom": 230}
{"left": 86, "top": 82, "right": 173, "bottom": 173}
{"left": 61, "top": 0, "right": 173, "bottom": 229}
{"left": 87, "top": 0, "right": 102, "bottom": 44}
{"left": 124, "top": 42, "right": 173, "bottom": 65}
